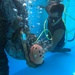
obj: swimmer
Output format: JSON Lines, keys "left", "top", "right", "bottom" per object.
{"left": 40, "top": 0, "right": 71, "bottom": 52}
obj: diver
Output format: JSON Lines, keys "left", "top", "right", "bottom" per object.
{"left": 0, "top": 0, "right": 44, "bottom": 75}
{"left": 39, "top": 0, "right": 71, "bottom": 52}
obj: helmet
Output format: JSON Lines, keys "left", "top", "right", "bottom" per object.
{"left": 29, "top": 44, "right": 45, "bottom": 64}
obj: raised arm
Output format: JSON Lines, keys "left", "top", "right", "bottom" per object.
{"left": 45, "top": 29, "right": 65, "bottom": 52}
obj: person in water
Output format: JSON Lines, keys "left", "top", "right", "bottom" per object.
{"left": 40, "top": 0, "right": 71, "bottom": 52}
{"left": 0, "top": 0, "right": 44, "bottom": 75}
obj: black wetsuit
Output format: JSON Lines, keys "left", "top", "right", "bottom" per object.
{"left": 0, "top": 0, "right": 23, "bottom": 74}
{"left": 0, "top": 10, "right": 9, "bottom": 75}
{"left": 0, "top": 0, "right": 39, "bottom": 71}
{"left": 48, "top": 4, "right": 66, "bottom": 51}
{"left": 48, "top": 18, "right": 65, "bottom": 50}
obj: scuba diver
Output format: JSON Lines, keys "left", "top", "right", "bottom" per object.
{"left": 0, "top": 0, "right": 45, "bottom": 75}
{"left": 39, "top": 0, "right": 71, "bottom": 53}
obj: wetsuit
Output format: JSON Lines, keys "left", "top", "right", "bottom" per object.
{"left": 48, "top": 4, "right": 66, "bottom": 51}
{"left": 0, "top": 0, "right": 40, "bottom": 71}
{"left": 0, "top": 0, "right": 24, "bottom": 74}
{"left": 0, "top": 8, "right": 9, "bottom": 75}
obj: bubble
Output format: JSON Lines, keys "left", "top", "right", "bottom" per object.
{"left": 25, "top": 25, "right": 28, "bottom": 28}
{"left": 38, "top": 11, "right": 42, "bottom": 14}
{"left": 40, "top": 8, "right": 43, "bottom": 10}
{"left": 26, "top": 18, "right": 28, "bottom": 20}
{"left": 30, "top": 12, "right": 33, "bottom": 14}
{"left": 13, "top": 8, "right": 18, "bottom": 12}
{"left": 37, "top": 23, "right": 40, "bottom": 25}
{"left": 37, "top": 6, "right": 40, "bottom": 9}
{"left": 23, "top": 3, "right": 27, "bottom": 6}
{"left": 28, "top": 11, "right": 33, "bottom": 14}
{"left": 28, "top": 0, "right": 32, "bottom": 4}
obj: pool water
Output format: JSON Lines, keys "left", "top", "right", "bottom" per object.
{"left": 6, "top": 0, "right": 75, "bottom": 75}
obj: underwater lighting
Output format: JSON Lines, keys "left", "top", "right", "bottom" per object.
{"left": 73, "top": 73, "right": 75, "bottom": 75}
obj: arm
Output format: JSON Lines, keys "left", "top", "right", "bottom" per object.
{"left": 47, "top": 29, "right": 65, "bottom": 51}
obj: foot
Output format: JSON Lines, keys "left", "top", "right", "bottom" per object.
{"left": 51, "top": 48, "right": 71, "bottom": 53}
{"left": 59, "top": 48, "right": 71, "bottom": 52}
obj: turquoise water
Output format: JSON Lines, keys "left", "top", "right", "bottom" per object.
{"left": 6, "top": 0, "right": 75, "bottom": 75}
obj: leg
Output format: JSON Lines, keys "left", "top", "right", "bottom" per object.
{"left": 0, "top": 21, "right": 9, "bottom": 75}
{"left": 0, "top": 40, "right": 9, "bottom": 75}
{"left": 0, "top": 50, "right": 9, "bottom": 75}
{"left": 58, "top": 48, "right": 71, "bottom": 52}
{"left": 51, "top": 48, "right": 71, "bottom": 52}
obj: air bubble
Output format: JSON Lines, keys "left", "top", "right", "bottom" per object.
{"left": 23, "top": 3, "right": 27, "bottom": 6}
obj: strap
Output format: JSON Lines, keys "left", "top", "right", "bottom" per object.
{"left": 51, "top": 18, "right": 62, "bottom": 26}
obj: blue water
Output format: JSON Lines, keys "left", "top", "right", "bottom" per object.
{"left": 6, "top": 0, "right": 75, "bottom": 75}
